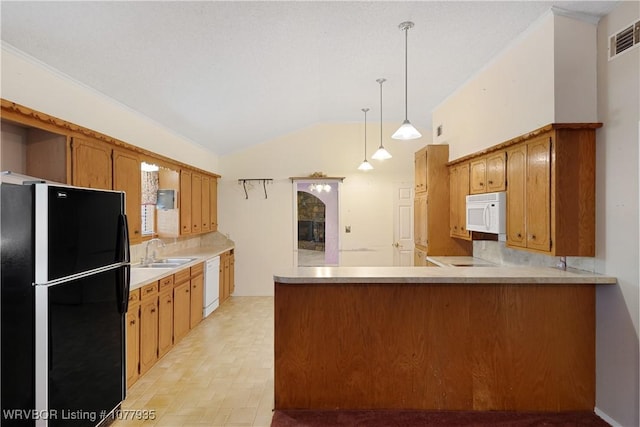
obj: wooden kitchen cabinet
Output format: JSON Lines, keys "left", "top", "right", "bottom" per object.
{"left": 470, "top": 151, "right": 506, "bottom": 194}
{"left": 180, "top": 170, "right": 192, "bottom": 236}
{"left": 157, "top": 275, "right": 174, "bottom": 359}
{"left": 173, "top": 280, "right": 191, "bottom": 343}
{"left": 210, "top": 177, "right": 218, "bottom": 231}
{"left": 414, "top": 147, "right": 428, "bottom": 193}
{"left": 190, "top": 266, "right": 204, "bottom": 328}
{"left": 113, "top": 148, "right": 142, "bottom": 244}
{"left": 126, "top": 289, "right": 141, "bottom": 388}
{"left": 191, "top": 173, "right": 202, "bottom": 234}
{"left": 71, "top": 137, "right": 112, "bottom": 190}
{"left": 414, "top": 145, "right": 472, "bottom": 262}
{"left": 449, "top": 162, "right": 471, "bottom": 240}
{"left": 139, "top": 282, "right": 158, "bottom": 376}
{"left": 505, "top": 125, "right": 597, "bottom": 256}
{"left": 219, "top": 250, "right": 235, "bottom": 304}
{"left": 201, "top": 176, "right": 210, "bottom": 232}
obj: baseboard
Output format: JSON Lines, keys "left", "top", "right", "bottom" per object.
{"left": 595, "top": 407, "right": 622, "bottom": 427}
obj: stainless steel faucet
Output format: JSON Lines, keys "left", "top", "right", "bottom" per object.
{"left": 143, "top": 238, "right": 166, "bottom": 264}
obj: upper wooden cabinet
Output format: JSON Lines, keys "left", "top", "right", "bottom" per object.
{"left": 414, "top": 147, "right": 428, "bottom": 193}
{"left": 413, "top": 145, "right": 472, "bottom": 262}
{"left": 449, "top": 162, "right": 471, "bottom": 240}
{"left": 505, "top": 126, "right": 596, "bottom": 256}
{"left": 191, "top": 173, "right": 202, "bottom": 234}
{"left": 72, "top": 137, "right": 112, "bottom": 190}
{"left": 450, "top": 123, "right": 599, "bottom": 256}
{"left": 201, "top": 176, "right": 211, "bottom": 232}
{"left": 180, "top": 170, "right": 193, "bottom": 235}
{"left": 210, "top": 177, "right": 218, "bottom": 231}
{"left": 470, "top": 151, "right": 506, "bottom": 194}
{"left": 113, "top": 148, "right": 142, "bottom": 244}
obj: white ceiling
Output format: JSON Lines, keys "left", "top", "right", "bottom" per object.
{"left": 1, "top": 1, "right": 618, "bottom": 156}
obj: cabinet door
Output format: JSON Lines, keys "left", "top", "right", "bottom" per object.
{"left": 469, "top": 159, "right": 487, "bottom": 194}
{"left": 180, "top": 170, "right": 192, "bottom": 235}
{"left": 113, "top": 148, "right": 142, "bottom": 244}
{"left": 456, "top": 163, "right": 471, "bottom": 239}
{"left": 158, "top": 290, "right": 173, "bottom": 359}
{"left": 414, "top": 194, "right": 428, "bottom": 247}
{"left": 210, "top": 177, "right": 218, "bottom": 231}
{"left": 139, "top": 296, "right": 158, "bottom": 375}
{"left": 449, "top": 166, "right": 458, "bottom": 238}
{"left": 190, "top": 274, "right": 204, "bottom": 328}
{"left": 485, "top": 151, "right": 506, "bottom": 192}
{"left": 526, "top": 136, "right": 552, "bottom": 252}
{"left": 506, "top": 145, "right": 527, "bottom": 248}
{"left": 414, "top": 149, "right": 427, "bottom": 193}
{"left": 72, "top": 137, "right": 112, "bottom": 190}
{"left": 125, "top": 306, "right": 140, "bottom": 388}
{"left": 201, "top": 176, "right": 210, "bottom": 232}
{"left": 173, "top": 282, "right": 191, "bottom": 342}
{"left": 191, "top": 173, "right": 202, "bottom": 234}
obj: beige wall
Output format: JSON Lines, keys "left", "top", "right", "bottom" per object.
{"left": 218, "top": 122, "right": 424, "bottom": 296}
{"left": 432, "top": 10, "right": 597, "bottom": 159}
{"left": 0, "top": 45, "right": 220, "bottom": 174}
{"left": 594, "top": 2, "right": 639, "bottom": 426}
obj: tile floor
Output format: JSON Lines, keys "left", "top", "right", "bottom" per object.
{"left": 112, "top": 297, "right": 274, "bottom": 427}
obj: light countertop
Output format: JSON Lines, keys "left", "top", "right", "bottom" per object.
{"left": 273, "top": 264, "right": 616, "bottom": 285}
{"left": 130, "top": 242, "right": 234, "bottom": 291}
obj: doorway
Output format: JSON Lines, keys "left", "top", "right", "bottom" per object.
{"left": 293, "top": 180, "right": 341, "bottom": 266}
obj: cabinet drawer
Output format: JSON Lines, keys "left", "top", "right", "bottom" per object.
{"left": 174, "top": 268, "right": 191, "bottom": 285}
{"left": 128, "top": 289, "right": 140, "bottom": 305}
{"left": 141, "top": 282, "right": 158, "bottom": 300}
{"left": 159, "top": 275, "right": 174, "bottom": 291}
{"left": 191, "top": 262, "right": 204, "bottom": 276}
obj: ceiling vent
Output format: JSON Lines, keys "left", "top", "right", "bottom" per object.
{"left": 609, "top": 20, "right": 640, "bottom": 60}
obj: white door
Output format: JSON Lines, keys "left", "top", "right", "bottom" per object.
{"left": 393, "top": 186, "right": 414, "bottom": 266}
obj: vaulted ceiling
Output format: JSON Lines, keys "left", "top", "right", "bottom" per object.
{"left": 1, "top": 1, "right": 618, "bottom": 155}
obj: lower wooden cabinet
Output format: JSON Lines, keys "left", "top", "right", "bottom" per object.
{"left": 190, "top": 270, "right": 204, "bottom": 328}
{"left": 125, "top": 290, "right": 140, "bottom": 388}
{"left": 139, "top": 292, "right": 158, "bottom": 376}
{"left": 173, "top": 281, "right": 191, "bottom": 343}
{"left": 157, "top": 289, "right": 174, "bottom": 359}
{"left": 219, "top": 250, "right": 235, "bottom": 304}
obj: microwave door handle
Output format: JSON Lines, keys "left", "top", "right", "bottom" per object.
{"left": 484, "top": 205, "right": 490, "bottom": 231}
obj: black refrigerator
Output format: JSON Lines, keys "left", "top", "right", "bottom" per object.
{"left": 1, "top": 173, "right": 130, "bottom": 427}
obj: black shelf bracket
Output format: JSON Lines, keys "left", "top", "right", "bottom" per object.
{"left": 238, "top": 179, "right": 273, "bottom": 199}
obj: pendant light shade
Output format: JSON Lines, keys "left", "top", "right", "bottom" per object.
{"left": 358, "top": 108, "right": 373, "bottom": 171}
{"left": 372, "top": 78, "right": 392, "bottom": 160}
{"left": 392, "top": 21, "right": 422, "bottom": 140}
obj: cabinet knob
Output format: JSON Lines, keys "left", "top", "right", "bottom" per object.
{"left": 517, "top": 233, "right": 522, "bottom": 238}
{"left": 151, "top": 308, "right": 156, "bottom": 313}
{"left": 479, "top": 182, "right": 484, "bottom": 186}
{"left": 134, "top": 230, "right": 140, "bottom": 234}
{"left": 488, "top": 180, "right": 493, "bottom": 184}
{"left": 531, "top": 235, "right": 536, "bottom": 240}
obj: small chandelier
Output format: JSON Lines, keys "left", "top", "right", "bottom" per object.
{"left": 358, "top": 108, "right": 373, "bottom": 171}
{"left": 372, "top": 78, "right": 392, "bottom": 160}
{"left": 392, "top": 21, "right": 422, "bottom": 140}
{"left": 308, "top": 183, "right": 332, "bottom": 192}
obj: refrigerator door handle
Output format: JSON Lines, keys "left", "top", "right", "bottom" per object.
{"left": 116, "top": 213, "right": 130, "bottom": 263}
{"left": 117, "top": 265, "right": 131, "bottom": 314}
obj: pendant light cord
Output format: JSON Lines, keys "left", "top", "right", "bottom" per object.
{"left": 404, "top": 26, "right": 408, "bottom": 121}
{"left": 378, "top": 79, "right": 385, "bottom": 146}
{"left": 362, "top": 108, "right": 369, "bottom": 159}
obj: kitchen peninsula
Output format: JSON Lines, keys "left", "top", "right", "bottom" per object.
{"left": 273, "top": 266, "right": 615, "bottom": 412}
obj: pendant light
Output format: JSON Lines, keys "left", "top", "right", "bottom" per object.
{"left": 358, "top": 108, "right": 373, "bottom": 171}
{"left": 372, "top": 78, "right": 392, "bottom": 160}
{"left": 392, "top": 21, "right": 422, "bottom": 140}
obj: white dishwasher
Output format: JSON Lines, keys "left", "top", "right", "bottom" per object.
{"left": 203, "top": 256, "right": 220, "bottom": 318}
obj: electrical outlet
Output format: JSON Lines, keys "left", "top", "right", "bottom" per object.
{"left": 345, "top": 226, "right": 351, "bottom": 233}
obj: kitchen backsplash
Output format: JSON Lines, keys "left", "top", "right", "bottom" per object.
{"left": 473, "top": 241, "right": 595, "bottom": 272}
{"left": 130, "top": 231, "right": 232, "bottom": 264}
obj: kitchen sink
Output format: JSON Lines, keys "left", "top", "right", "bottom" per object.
{"left": 135, "top": 257, "right": 196, "bottom": 269}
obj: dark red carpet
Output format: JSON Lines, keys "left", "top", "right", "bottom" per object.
{"left": 271, "top": 410, "right": 610, "bottom": 426}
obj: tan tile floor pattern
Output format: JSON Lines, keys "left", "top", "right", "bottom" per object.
{"left": 112, "top": 297, "right": 274, "bottom": 427}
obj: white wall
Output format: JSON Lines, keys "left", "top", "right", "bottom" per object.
{"left": 218, "top": 122, "right": 424, "bottom": 296}
{"left": 0, "top": 44, "right": 220, "bottom": 174}
{"left": 594, "top": 2, "right": 640, "bottom": 426}
{"left": 432, "top": 10, "right": 598, "bottom": 159}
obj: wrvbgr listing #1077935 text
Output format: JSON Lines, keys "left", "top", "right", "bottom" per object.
{"left": 2, "top": 408, "right": 157, "bottom": 422}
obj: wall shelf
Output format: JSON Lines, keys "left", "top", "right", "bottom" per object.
{"left": 238, "top": 178, "right": 273, "bottom": 199}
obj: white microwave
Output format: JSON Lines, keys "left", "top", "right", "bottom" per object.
{"left": 466, "top": 191, "right": 506, "bottom": 234}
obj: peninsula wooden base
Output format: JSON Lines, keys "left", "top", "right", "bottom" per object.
{"left": 274, "top": 282, "right": 595, "bottom": 412}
